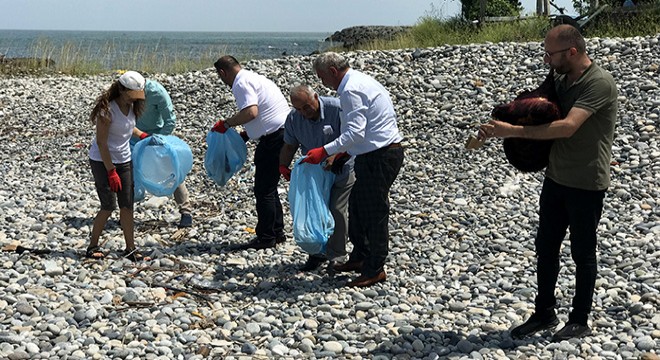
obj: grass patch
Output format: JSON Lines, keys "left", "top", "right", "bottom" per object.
{"left": 584, "top": 5, "right": 660, "bottom": 37}
{"left": 355, "top": 9, "right": 659, "bottom": 51}
{"left": 0, "top": 37, "right": 229, "bottom": 76}
{"left": 357, "top": 16, "right": 552, "bottom": 51}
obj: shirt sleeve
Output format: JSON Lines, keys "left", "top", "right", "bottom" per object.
{"left": 324, "top": 89, "right": 367, "bottom": 154}
{"left": 154, "top": 87, "right": 176, "bottom": 135}
{"left": 233, "top": 78, "right": 259, "bottom": 111}
{"left": 573, "top": 77, "right": 616, "bottom": 114}
{"left": 283, "top": 111, "right": 299, "bottom": 146}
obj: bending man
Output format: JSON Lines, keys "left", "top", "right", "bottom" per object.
{"left": 132, "top": 78, "right": 193, "bottom": 228}
{"left": 212, "top": 55, "right": 289, "bottom": 250}
{"left": 279, "top": 85, "right": 355, "bottom": 271}
{"left": 304, "top": 52, "right": 404, "bottom": 287}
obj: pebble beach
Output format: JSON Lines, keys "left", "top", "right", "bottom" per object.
{"left": 0, "top": 34, "right": 659, "bottom": 359}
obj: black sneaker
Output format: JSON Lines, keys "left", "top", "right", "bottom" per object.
{"left": 510, "top": 312, "right": 559, "bottom": 339}
{"left": 299, "top": 255, "right": 327, "bottom": 271}
{"left": 275, "top": 234, "right": 286, "bottom": 244}
{"left": 233, "top": 238, "right": 276, "bottom": 251}
{"left": 178, "top": 213, "right": 193, "bottom": 228}
{"left": 552, "top": 323, "right": 591, "bottom": 342}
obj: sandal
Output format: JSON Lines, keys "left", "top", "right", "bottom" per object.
{"left": 122, "top": 248, "right": 150, "bottom": 262}
{"left": 85, "top": 246, "right": 105, "bottom": 259}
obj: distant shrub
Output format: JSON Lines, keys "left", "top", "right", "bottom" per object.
{"left": 585, "top": 4, "right": 660, "bottom": 36}
{"left": 461, "top": 0, "right": 523, "bottom": 20}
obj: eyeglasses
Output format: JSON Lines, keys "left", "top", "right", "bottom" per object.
{"left": 544, "top": 47, "right": 572, "bottom": 57}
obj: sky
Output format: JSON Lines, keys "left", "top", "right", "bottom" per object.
{"left": 0, "top": 0, "right": 576, "bottom": 33}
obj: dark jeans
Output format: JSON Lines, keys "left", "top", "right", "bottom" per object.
{"left": 348, "top": 145, "right": 404, "bottom": 277}
{"left": 253, "top": 129, "right": 284, "bottom": 241}
{"left": 534, "top": 177, "right": 605, "bottom": 325}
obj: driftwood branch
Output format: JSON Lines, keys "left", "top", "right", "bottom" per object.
{"left": 151, "top": 282, "right": 213, "bottom": 302}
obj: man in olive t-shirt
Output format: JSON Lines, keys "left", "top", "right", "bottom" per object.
{"left": 479, "top": 24, "right": 617, "bottom": 342}
{"left": 547, "top": 62, "right": 617, "bottom": 190}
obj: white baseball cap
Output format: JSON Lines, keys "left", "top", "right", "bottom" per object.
{"left": 118, "top": 71, "right": 146, "bottom": 100}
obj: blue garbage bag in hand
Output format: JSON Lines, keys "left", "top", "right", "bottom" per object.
{"left": 134, "top": 178, "right": 146, "bottom": 203}
{"left": 204, "top": 129, "right": 247, "bottom": 186}
{"left": 288, "top": 158, "right": 335, "bottom": 255}
{"left": 132, "top": 134, "right": 193, "bottom": 197}
{"left": 130, "top": 142, "right": 145, "bottom": 203}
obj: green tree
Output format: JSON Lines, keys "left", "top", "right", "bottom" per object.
{"left": 461, "top": 0, "right": 523, "bottom": 20}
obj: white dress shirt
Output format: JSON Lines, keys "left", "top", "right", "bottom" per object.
{"left": 232, "top": 69, "right": 289, "bottom": 139}
{"left": 324, "top": 69, "right": 403, "bottom": 156}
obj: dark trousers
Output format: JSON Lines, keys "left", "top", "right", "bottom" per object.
{"left": 348, "top": 145, "right": 404, "bottom": 277}
{"left": 534, "top": 177, "right": 605, "bottom": 325}
{"left": 253, "top": 129, "right": 284, "bottom": 241}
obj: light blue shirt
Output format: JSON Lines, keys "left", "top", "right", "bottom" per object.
{"left": 137, "top": 80, "right": 176, "bottom": 135}
{"left": 284, "top": 96, "right": 353, "bottom": 181}
{"left": 323, "top": 69, "right": 403, "bottom": 156}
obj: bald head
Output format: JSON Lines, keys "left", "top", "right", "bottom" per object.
{"left": 290, "top": 85, "right": 315, "bottom": 101}
{"left": 543, "top": 24, "right": 592, "bottom": 77}
{"left": 290, "top": 85, "right": 320, "bottom": 120}
{"left": 546, "top": 25, "right": 586, "bottom": 54}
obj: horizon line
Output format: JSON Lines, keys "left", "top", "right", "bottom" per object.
{"left": 0, "top": 28, "right": 405, "bottom": 34}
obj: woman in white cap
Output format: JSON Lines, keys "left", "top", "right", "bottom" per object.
{"left": 87, "top": 71, "right": 148, "bottom": 261}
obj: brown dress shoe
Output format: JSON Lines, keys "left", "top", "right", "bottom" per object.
{"left": 346, "top": 271, "right": 386, "bottom": 287}
{"left": 333, "top": 260, "right": 364, "bottom": 273}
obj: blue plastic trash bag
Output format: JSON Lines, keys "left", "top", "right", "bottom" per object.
{"left": 132, "top": 134, "right": 193, "bottom": 197}
{"left": 204, "top": 129, "right": 248, "bottom": 186}
{"left": 129, "top": 142, "right": 146, "bottom": 202}
{"left": 134, "top": 178, "right": 146, "bottom": 203}
{"left": 288, "top": 158, "right": 336, "bottom": 255}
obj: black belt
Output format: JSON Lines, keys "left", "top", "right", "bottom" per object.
{"left": 358, "top": 142, "right": 403, "bottom": 158}
{"left": 259, "top": 128, "right": 284, "bottom": 140}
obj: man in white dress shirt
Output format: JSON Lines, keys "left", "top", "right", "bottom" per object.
{"left": 212, "top": 55, "right": 290, "bottom": 250}
{"left": 302, "top": 52, "right": 405, "bottom": 287}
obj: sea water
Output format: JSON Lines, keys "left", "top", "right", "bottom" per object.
{"left": 0, "top": 29, "right": 331, "bottom": 69}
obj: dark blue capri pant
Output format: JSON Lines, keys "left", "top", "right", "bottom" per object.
{"left": 90, "top": 160, "right": 134, "bottom": 211}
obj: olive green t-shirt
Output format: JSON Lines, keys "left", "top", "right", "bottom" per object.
{"left": 546, "top": 62, "right": 618, "bottom": 191}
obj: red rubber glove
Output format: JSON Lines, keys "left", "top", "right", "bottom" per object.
{"left": 301, "top": 146, "right": 328, "bottom": 164}
{"left": 279, "top": 165, "right": 291, "bottom": 181}
{"left": 240, "top": 130, "right": 249, "bottom": 142}
{"left": 107, "top": 168, "right": 122, "bottom": 192}
{"left": 139, "top": 132, "right": 149, "bottom": 140}
{"left": 211, "top": 120, "right": 228, "bottom": 133}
